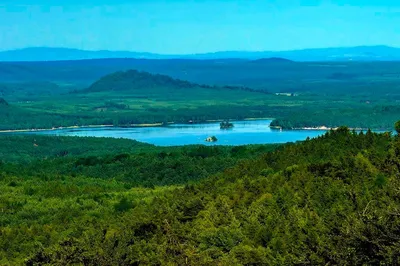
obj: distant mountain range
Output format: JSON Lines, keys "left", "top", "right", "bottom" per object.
{"left": 1, "top": 45, "right": 400, "bottom": 62}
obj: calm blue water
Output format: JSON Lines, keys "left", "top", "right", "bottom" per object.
{"left": 19, "top": 120, "right": 327, "bottom": 146}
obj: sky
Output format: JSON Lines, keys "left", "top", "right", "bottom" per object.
{"left": 0, "top": 0, "right": 399, "bottom": 54}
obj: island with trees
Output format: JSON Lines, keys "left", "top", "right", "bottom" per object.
{"left": 205, "top": 136, "right": 218, "bottom": 142}
{"left": 220, "top": 120, "right": 234, "bottom": 129}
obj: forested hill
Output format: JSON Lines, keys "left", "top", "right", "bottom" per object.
{"left": 84, "top": 69, "right": 199, "bottom": 92}
{"left": 3, "top": 126, "right": 400, "bottom": 264}
{"left": 0, "top": 97, "right": 9, "bottom": 106}
{"left": 81, "top": 69, "right": 263, "bottom": 95}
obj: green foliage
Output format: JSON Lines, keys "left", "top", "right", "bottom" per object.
{"left": 2, "top": 131, "right": 400, "bottom": 265}
{"left": 0, "top": 136, "right": 277, "bottom": 188}
{"left": 0, "top": 135, "right": 153, "bottom": 163}
{"left": 395, "top": 120, "right": 400, "bottom": 134}
{"left": 271, "top": 106, "right": 400, "bottom": 130}
{"left": 114, "top": 197, "right": 135, "bottom": 213}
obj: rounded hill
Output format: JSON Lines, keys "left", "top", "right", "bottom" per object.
{"left": 0, "top": 97, "right": 9, "bottom": 106}
{"left": 85, "top": 70, "right": 197, "bottom": 92}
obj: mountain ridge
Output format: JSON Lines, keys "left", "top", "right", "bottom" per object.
{"left": 1, "top": 45, "right": 400, "bottom": 62}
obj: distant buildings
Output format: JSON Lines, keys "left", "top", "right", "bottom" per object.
{"left": 275, "top": 92, "right": 298, "bottom": 97}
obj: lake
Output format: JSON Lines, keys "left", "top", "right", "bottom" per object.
{"left": 19, "top": 120, "right": 327, "bottom": 146}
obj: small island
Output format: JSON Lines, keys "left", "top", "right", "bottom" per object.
{"left": 220, "top": 121, "right": 234, "bottom": 130}
{"left": 205, "top": 136, "right": 218, "bottom": 142}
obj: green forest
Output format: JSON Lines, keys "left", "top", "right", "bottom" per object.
{"left": 1, "top": 126, "right": 400, "bottom": 265}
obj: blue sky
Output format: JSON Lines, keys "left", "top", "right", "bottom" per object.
{"left": 0, "top": 0, "right": 399, "bottom": 54}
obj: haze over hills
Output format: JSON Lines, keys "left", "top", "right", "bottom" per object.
{"left": 187, "top": 45, "right": 400, "bottom": 61}
{"left": 2, "top": 58, "right": 400, "bottom": 97}
{"left": 1, "top": 45, "right": 400, "bottom": 62}
{"left": 0, "top": 47, "right": 168, "bottom": 61}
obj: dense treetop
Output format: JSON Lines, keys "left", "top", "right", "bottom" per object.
{"left": 2, "top": 126, "right": 400, "bottom": 265}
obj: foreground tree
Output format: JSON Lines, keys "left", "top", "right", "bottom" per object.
{"left": 395, "top": 120, "right": 400, "bottom": 134}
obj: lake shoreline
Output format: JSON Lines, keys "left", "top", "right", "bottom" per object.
{"left": 0, "top": 119, "right": 384, "bottom": 134}
{"left": 0, "top": 123, "right": 164, "bottom": 133}
{"left": 270, "top": 126, "right": 377, "bottom": 131}
{"left": 3, "top": 119, "right": 328, "bottom": 147}
{"left": 0, "top": 118, "right": 275, "bottom": 133}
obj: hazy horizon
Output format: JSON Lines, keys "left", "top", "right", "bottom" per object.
{"left": 1, "top": 44, "right": 399, "bottom": 55}
{"left": 1, "top": 0, "right": 400, "bottom": 54}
